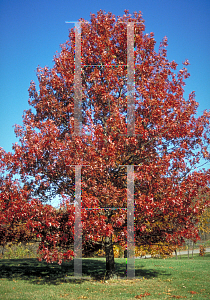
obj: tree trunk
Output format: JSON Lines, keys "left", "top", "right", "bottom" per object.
{"left": 1, "top": 244, "right": 5, "bottom": 257}
{"left": 104, "top": 234, "right": 115, "bottom": 279}
{"left": 192, "top": 241, "right": 194, "bottom": 258}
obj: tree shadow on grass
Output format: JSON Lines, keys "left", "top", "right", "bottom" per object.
{"left": 0, "top": 258, "right": 74, "bottom": 285}
{"left": 134, "top": 267, "right": 167, "bottom": 279}
{"left": 0, "top": 257, "right": 170, "bottom": 285}
{"left": 0, "top": 258, "right": 106, "bottom": 285}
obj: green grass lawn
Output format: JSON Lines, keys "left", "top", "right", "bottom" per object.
{"left": 0, "top": 254, "right": 209, "bottom": 299}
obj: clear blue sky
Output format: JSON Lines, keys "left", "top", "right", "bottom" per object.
{"left": 0, "top": 1, "right": 209, "bottom": 164}
{"left": 1, "top": 0, "right": 210, "bottom": 151}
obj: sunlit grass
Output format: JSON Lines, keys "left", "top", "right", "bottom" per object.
{"left": 0, "top": 253, "right": 209, "bottom": 299}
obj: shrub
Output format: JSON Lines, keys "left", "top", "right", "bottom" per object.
{"left": 0, "top": 241, "right": 38, "bottom": 259}
{"left": 135, "top": 243, "right": 176, "bottom": 258}
{"left": 199, "top": 245, "right": 206, "bottom": 256}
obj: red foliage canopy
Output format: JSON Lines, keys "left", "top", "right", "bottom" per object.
{"left": 1, "top": 10, "right": 210, "bottom": 264}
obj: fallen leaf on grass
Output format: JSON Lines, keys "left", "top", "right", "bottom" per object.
{"left": 135, "top": 292, "right": 151, "bottom": 298}
{"left": 189, "top": 291, "right": 197, "bottom": 294}
{"left": 170, "top": 296, "right": 187, "bottom": 299}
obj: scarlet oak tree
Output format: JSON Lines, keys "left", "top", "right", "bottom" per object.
{"left": 1, "top": 10, "right": 210, "bottom": 277}
{"left": 0, "top": 148, "right": 76, "bottom": 263}
{"left": 0, "top": 180, "right": 29, "bottom": 248}
{"left": 0, "top": 149, "right": 74, "bottom": 263}
{"left": 0, "top": 151, "right": 35, "bottom": 247}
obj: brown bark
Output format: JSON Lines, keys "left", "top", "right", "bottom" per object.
{"left": 104, "top": 234, "right": 115, "bottom": 279}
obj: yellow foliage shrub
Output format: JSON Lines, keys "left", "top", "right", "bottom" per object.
{"left": 135, "top": 242, "right": 176, "bottom": 258}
